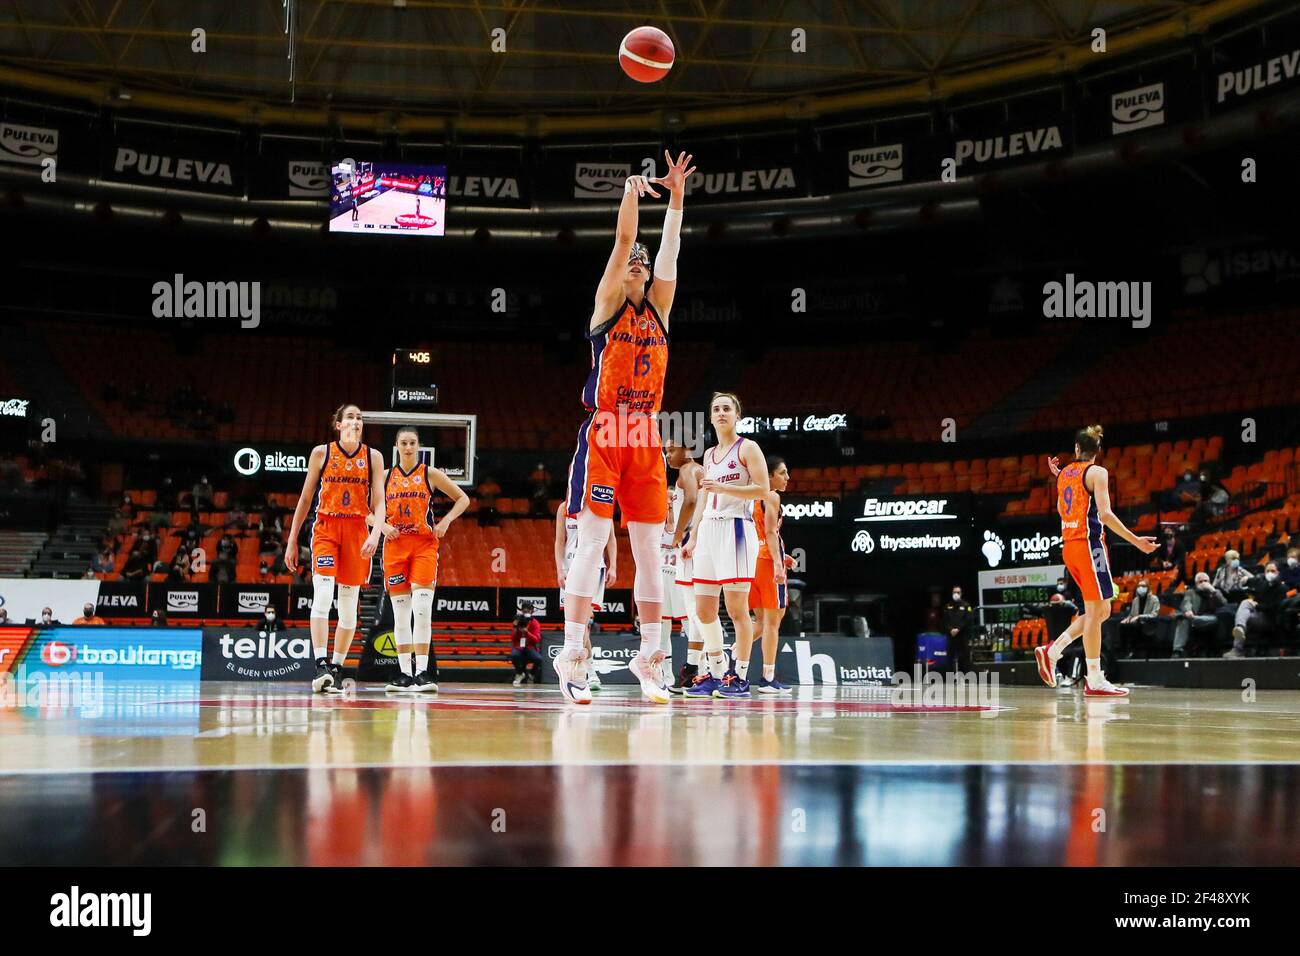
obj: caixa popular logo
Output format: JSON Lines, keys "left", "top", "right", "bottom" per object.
{"left": 41, "top": 640, "right": 77, "bottom": 667}
{"left": 236, "top": 591, "right": 271, "bottom": 614}
{"left": 167, "top": 590, "right": 199, "bottom": 613}
{"left": 574, "top": 162, "right": 630, "bottom": 198}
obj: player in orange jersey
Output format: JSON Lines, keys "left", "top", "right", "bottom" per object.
{"left": 370, "top": 425, "right": 469, "bottom": 693}
{"left": 557, "top": 150, "right": 696, "bottom": 706}
{"left": 1035, "top": 424, "right": 1158, "bottom": 698}
{"left": 287, "top": 403, "right": 386, "bottom": 694}
{"left": 746, "top": 455, "right": 796, "bottom": 694}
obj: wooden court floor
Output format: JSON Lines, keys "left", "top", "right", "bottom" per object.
{"left": 2, "top": 682, "right": 1299, "bottom": 864}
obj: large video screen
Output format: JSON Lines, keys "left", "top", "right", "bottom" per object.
{"left": 329, "top": 160, "right": 446, "bottom": 236}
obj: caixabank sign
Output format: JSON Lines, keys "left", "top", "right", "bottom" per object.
{"left": 201, "top": 627, "right": 315, "bottom": 681}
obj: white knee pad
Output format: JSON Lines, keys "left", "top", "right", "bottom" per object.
{"left": 311, "top": 574, "right": 335, "bottom": 620}
{"left": 628, "top": 521, "right": 664, "bottom": 605}
{"left": 566, "top": 510, "right": 613, "bottom": 599}
{"left": 336, "top": 584, "right": 360, "bottom": 631}
{"left": 412, "top": 588, "right": 434, "bottom": 639}
{"left": 390, "top": 592, "right": 413, "bottom": 644}
{"left": 697, "top": 617, "right": 725, "bottom": 655}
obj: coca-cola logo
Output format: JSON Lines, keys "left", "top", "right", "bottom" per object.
{"left": 0, "top": 399, "right": 29, "bottom": 417}
{"left": 803, "top": 413, "right": 847, "bottom": 432}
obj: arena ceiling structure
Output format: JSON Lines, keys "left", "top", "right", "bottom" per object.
{"left": 0, "top": 0, "right": 1282, "bottom": 133}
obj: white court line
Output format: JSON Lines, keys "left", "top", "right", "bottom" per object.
{"left": 3, "top": 757, "right": 1300, "bottom": 775}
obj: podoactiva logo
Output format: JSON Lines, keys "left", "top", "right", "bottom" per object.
{"left": 41, "top": 640, "right": 76, "bottom": 667}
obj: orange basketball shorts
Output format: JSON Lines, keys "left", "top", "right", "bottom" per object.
{"left": 749, "top": 556, "right": 788, "bottom": 611}
{"left": 311, "top": 514, "right": 372, "bottom": 588}
{"left": 1062, "top": 537, "right": 1115, "bottom": 603}
{"left": 382, "top": 534, "right": 439, "bottom": 593}
{"left": 565, "top": 409, "right": 667, "bottom": 525}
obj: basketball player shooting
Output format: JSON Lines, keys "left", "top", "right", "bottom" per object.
{"left": 556, "top": 150, "right": 695, "bottom": 705}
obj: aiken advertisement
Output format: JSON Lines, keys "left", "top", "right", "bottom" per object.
{"left": 21, "top": 628, "right": 202, "bottom": 682}
{"left": 201, "top": 628, "right": 314, "bottom": 681}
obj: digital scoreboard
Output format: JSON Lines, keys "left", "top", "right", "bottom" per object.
{"left": 391, "top": 349, "right": 439, "bottom": 408}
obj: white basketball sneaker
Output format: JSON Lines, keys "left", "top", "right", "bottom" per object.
{"left": 629, "top": 650, "right": 670, "bottom": 704}
{"left": 1083, "top": 677, "right": 1130, "bottom": 698}
{"left": 554, "top": 647, "right": 593, "bottom": 705}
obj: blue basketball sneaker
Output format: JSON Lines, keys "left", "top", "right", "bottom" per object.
{"left": 755, "top": 677, "right": 792, "bottom": 695}
{"left": 713, "top": 672, "right": 751, "bottom": 699}
{"left": 684, "top": 672, "right": 723, "bottom": 699}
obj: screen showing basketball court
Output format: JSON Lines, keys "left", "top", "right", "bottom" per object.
{"left": 329, "top": 160, "right": 446, "bottom": 236}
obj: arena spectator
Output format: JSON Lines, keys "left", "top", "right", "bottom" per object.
{"left": 1211, "top": 550, "right": 1253, "bottom": 598}
{"left": 73, "top": 603, "right": 106, "bottom": 625}
{"left": 0, "top": 608, "right": 8, "bottom": 624}
{"left": 190, "top": 475, "right": 214, "bottom": 511}
{"left": 476, "top": 475, "right": 501, "bottom": 527}
{"left": 942, "top": 585, "right": 975, "bottom": 670}
{"left": 31, "top": 607, "right": 57, "bottom": 627}
{"left": 166, "top": 551, "right": 191, "bottom": 583}
{"left": 258, "top": 606, "right": 280, "bottom": 636}
{"left": 1198, "top": 470, "right": 1231, "bottom": 521}
{"left": 1106, "top": 579, "right": 1161, "bottom": 657}
{"left": 1170, "top": 469, "right": 1201, "bottom": 508}
{"left": 121, "top": 547, "right": 149, "bottom": 580}
{"left": 90, "top": 549, "right": 115, "bottom": 574}
{"left": 209, "top": 537, "right": 236, "bottom": 584}
{"left": 1223, "top": 562, "right": 1288, "bottom": 658}
{"left": 1172, "top": 573, "right": 1225, "bottom": 657}
{"left": 158, "top": 475, "right": 178, "bottom": 512}
{"left": 225, "top": 506, "right": 249, "bottom": 532}
{"left": 510, "top": 603, "right": 544, "bottom": 686}
{"left": 151, "top": 609, "right": 167, "bottom": 626}
{"left": 1281, "top": 547, "right": 1300, "bottom": 637}
{"left": 1151, "top": 526, "right": 1185, "bottom": 583}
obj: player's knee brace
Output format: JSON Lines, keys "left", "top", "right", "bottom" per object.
{"left": 697, "top": 617, "right": 725, "bottom": 654}
{"left": 311, "top": 574, "right": 334, "bottom": 620}
{"left": 567, "top": 510, "right": 613, "bottom": 599}
{"left": 390, "top": 592, "right": 413, "bottom": 643}
{"left": 627, "top": 521, "right": 664, "bottom": 605}
{"left": 412, "top": 588, "right": 434, "bottom": 638}
{"left": 336, "top": 584, "right": 360, "bottom": 631}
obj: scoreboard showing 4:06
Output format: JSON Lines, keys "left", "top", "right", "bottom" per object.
{"left": 392, "top": 349, "right": 439, "bottom": 408}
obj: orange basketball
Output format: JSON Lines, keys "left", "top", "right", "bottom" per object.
{"left": 619, "top": 26, "right": 675, "bottom": 83}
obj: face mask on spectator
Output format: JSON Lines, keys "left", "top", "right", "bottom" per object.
{"left": 266, "top": 611, "right": 276, "bottom": 621}
{"left": 951, "top": 592, "right": 961, "bottom": 602}
{"left": 1289, "top": 557, "right": 1299, "bottom": 568}
{"left": 1183, "top": 472, "right": 1193, "bottom": 482}
{"left": 1056, "top": 583, "right": 1066, "bottom": 592}
{"left": 1136, "top": 586, "right": 1148, "bottom": 597}
{"left": 1196, "top": 577, "right": 1210, "bottom": 589}
{"left": 41, "top": 612, "right": 52, "bottom": 623}
{"left": 1265, "top": 571, "right": 1278, "bottom": 582}
{"left": 1230, "top": 559, "right": 1240, "bottom": 569}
